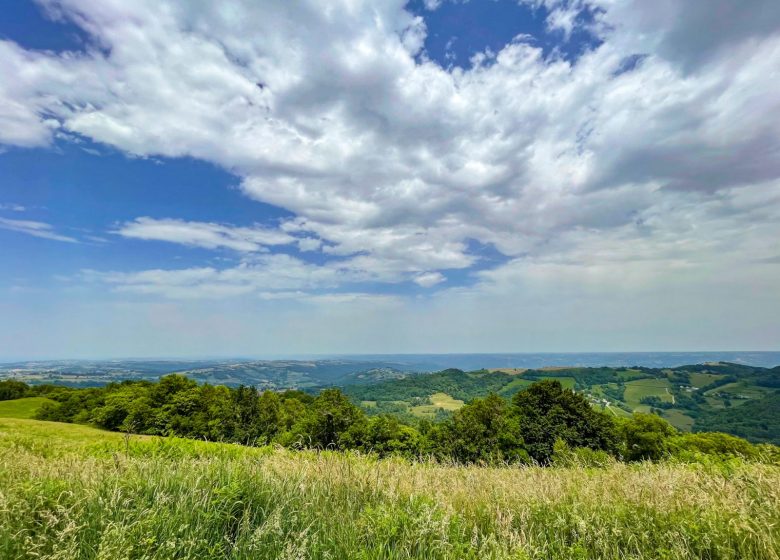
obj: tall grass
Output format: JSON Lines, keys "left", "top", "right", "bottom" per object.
{"left": 1, "top": 418, "right": 779, "bottom": 559}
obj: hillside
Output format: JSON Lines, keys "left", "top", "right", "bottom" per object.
{"left": 1, "top": 413, "right": 779, "bottom": 559}
{"left": 693, "top": 392, "right": 780, "bottom": 444}
{"left": 0, "top": 358, "right": 419, "bottom": 389}
{"left": 344, "top": 363, "right": 780, "bottom": 443}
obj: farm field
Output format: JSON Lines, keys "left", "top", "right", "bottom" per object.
{"left": 663, "top": 409, "right": 696, "bottom": 431}
{"left": 689, "top": 372, "right": 724, "bottom": 388}
{"left": 624, "top": 379, "right": 674, "bottom": 410}
{"left": 410, "top": 392, "right": 464, "bottom": 417}
{"left": 1, "top": 415, "right": 779, "bottom": 559}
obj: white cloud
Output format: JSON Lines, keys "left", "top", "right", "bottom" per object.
{"left": 115, "top": 217, "right": 295, "bottom": 252}
{"left": 0, "top": 217, "right": 77, "bottom": 243}
{"left": 0, "top": 0, "right": 778, "bottom": 342}
{"left": 84, "top": 253, "right": 343, "bottom": 299}
{"left": 414, "top": 271, "right": 446, "bottom": 288}
{"left": 0, "top": 203, "right": 26, "bottom": 212}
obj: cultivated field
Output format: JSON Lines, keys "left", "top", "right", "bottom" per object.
{"left": 410, "top": 392, "right": 465, "bottom": 417}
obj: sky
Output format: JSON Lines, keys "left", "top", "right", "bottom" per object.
{"left": 0, "top": 0, "right": 779, "bottom": 359}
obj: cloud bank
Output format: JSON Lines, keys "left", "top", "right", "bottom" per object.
{"left": 1, "top": 0, "right": 779, "bottom": 353}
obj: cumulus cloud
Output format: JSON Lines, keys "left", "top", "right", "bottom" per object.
{"left": 1, "top": 0, "right": 779, "bottom": 317}
{"left": 0, "top": 217, "right": 78, "bottom": 243}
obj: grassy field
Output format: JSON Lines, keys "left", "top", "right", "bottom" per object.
{"left": 0, "top": 396, "right": 55, "bottom": 419}
{"left": 689, "top": 372, "right": 724, "bottom": 388}
{"left": 410, "top": 392, "right": 465, "bottom": 417}
{"left": 1, "top": 414, "right": 779, "bottom": 559}
{"left": 487, "top": 368, "right": 527, "bottom": 375}
{"left": 663, "top": 409, "right": 696, "bottom": 431}
{"left": 624, "top": 379, "right": 674, "bottom": 411}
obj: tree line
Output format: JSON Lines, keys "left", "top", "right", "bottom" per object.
{"left": 1, "top": 377, "right": 775, "bottom": 465}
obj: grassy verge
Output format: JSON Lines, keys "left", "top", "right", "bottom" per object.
{"left": 1, "top": 417, "right": 779, "bottom": 559}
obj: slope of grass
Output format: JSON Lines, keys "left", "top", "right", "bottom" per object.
{"left": 539, "top": 376, "right": 576, "bottom": 389}
{"left": 689, "top": 372, "right": 724, "bottom": 388}
{"left": 663, "top": 409, "right": 695, "bottom": 431}
{"left": 1, "top": 418, "right": 779, "bottom": 559}
{"left": 0, "top": 397, "right": 55, "bottom": 419}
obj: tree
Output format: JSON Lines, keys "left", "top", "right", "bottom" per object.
{"left": 620, "top": 413, "right": 677, "bottom": 461}
{"left": 436, "top": 394, "right": 527, "bottom": 464}
{"left": 255, "top": 390, "right": 283, "bottom": 445}
{"left": 512, "top": 380, "right": 618, "bottom": 464}
{"left": 292, "top": 388, "right": 364, "bottom": 449}
{"left": 0, "top": 380, "right": 29, "bottom": 401}
{"left": 91, "top": 384, "right": 148, "bottom": 431}
{"left": 342, "top": 414, "right": 422, "bottom": 457}
{"left": 670, "top": 431, "right": 758, "bottom": 460}
{"left": 233, "top": 385, "right": 262, "bottom": 444}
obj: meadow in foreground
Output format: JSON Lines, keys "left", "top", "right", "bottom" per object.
{"left": 1, "top": 416, "right": 779, "bottom": 560}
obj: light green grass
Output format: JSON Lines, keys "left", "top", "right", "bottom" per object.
{"left": 410, "top": 392, "right": 465, "bottom": 417}
{"left": 500, "top": 378, "right": 534, "bottom": 394}
{"left": 703, "top": 382, "right": 773, "bottom": 409}
{"left": 616, "top": 369, "right": 646, "bottom": 381}
{"left": 535, "top": 376, "right": 576, "bottom": 389}
{"left": 0, "top": 418, "right": 778, "bottom": 559}
{"left": 707, "top": 382, "right": 772, "bottom": 399}
{"left": 689, "top": 373, "right": 724, "bottom": 388}
{"left": 604, "top": 405, "right": 633, "bottom": 419}
{"left": 663, "top": 409, "right": 695, "bottom": 431}
{"left": 624, "top": 379, "right": 674, "bottom": 408}
{"left": 361, "top": 400, "right": 378, "bottom": 408}
{"left": 0, "top": 397, "right": 55, "bottom": 419}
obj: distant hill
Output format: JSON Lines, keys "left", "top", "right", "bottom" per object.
{"left": 2, "top": 357, "right": 778, "bottom": 443}
{"left": 343, "top": 362, "right": 780, "bottom": 443}
{"left": 0, "top": 358, "right": 420, "bottom": 389}
{"left": 693, "top": 392, "right": 780, "bottom": 444}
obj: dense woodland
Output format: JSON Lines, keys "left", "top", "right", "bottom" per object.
{"left": 1, "top": 376, "right": 775, "bottom": 465}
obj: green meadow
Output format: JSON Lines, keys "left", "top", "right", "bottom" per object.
{"left": 0, "top": 396, "right": 55, "bottom": 418}
{"left": 1, "top": 399, "right": 779, "bottom": 559}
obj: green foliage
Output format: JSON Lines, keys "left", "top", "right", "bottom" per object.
{"left": 551, "top": 439, "right": 615, "bottom": 468}
{"left": 621, "top": 413, "right": 678, "bottom": 461}
{"left": 345, "top": 369, "right": 515, "bottom": 402}
{"left": 693, "top": 392, "right": 780, "bottom": 444}
{"left": 0, "top": 379, "right": 29, "bottom": 401}
{"left": 432, "top": 394, "right": 528, "bottom": 464}
{"left": 292, "top": 388, "right": 365, "bottom": 449}
{"left": 669, "top": 432, "right": 761, "bottom": 461}
{"left": 6, "top": 371, "right": 771, "bottom": 468}
{"left": 513, "top": 380, "right": 619, "bottom": 464}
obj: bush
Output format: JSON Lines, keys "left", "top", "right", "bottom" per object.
{"left": 620, "top": 413, "right": 677, "bottom": 461}
{"left": 0, "top": 380, "right": 29, "bottom": 401}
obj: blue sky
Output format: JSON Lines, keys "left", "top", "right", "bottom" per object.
{"left": 1, "top": 0, "right": 779, "bottom": 359}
